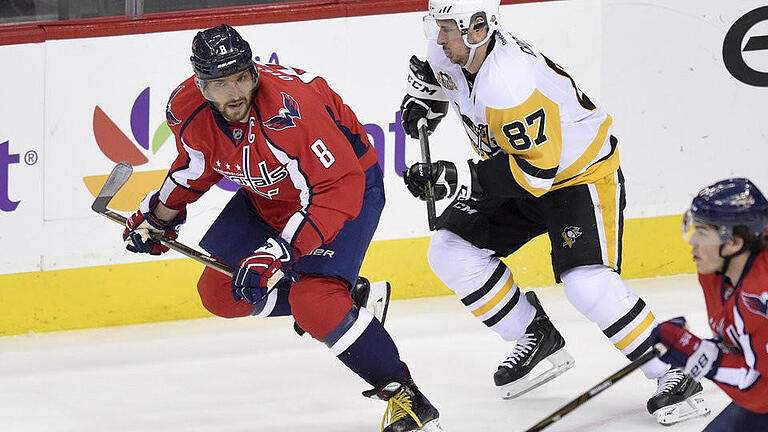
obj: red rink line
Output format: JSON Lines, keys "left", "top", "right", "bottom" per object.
{"left": 0, "top": 0, "right": 558, "bottom": 46}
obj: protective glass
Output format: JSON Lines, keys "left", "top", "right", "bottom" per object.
{"left": 198, "top": 70, "right": 256, "bottom": 104}
{"left": 423, "top": 16, "right": 465, "bottom": 42}
{"left": 682, "top": 210, "right": 722, "bottom": 245}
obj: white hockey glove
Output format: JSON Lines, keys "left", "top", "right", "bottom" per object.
{"left": 400, "top": 56, "right": 449, "bottom": 139}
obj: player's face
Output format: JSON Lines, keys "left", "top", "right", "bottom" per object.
{"left": 433, "top": 19, "right": 470, "bottom": 65}
{"left": 199, "top": 70, "right": 256, "bottom": 122}
{"left": 686, "top": 223, "right": 724, "bottom": 274}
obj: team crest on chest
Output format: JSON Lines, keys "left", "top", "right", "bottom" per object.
{"left": 264, "top": 92, "right": 301, "bottom": 131}
{"left": 742, "top": 291, "right": 768, "bottom": 318}
{"left": 437, "top": 71, "right": 458, "bottom": 91}
{"left": 561, "top": 226, "right": 582, "bottom": 248}
{"left": 214, "top": 146, "right": 288, "bottom": 199}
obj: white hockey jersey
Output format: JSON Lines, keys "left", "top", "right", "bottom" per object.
{"left": 426, "top": 30, "right": 619, "bottom": 197}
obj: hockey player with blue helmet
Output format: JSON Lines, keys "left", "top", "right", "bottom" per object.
{"left": 653, "top": 178, "right": 768, "bottom": 431}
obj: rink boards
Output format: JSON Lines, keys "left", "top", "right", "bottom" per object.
{"left": 1, "top": 0, "right": 767, "bottom": 335}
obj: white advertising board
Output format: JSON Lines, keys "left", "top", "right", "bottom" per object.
{"left": 603, "top": 0, "right": 768, "bottom": 218}
{"left": 1, "top": 0, "right": 767, "bottom": 275}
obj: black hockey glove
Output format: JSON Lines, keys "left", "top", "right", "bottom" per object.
{"left": 403, "top": 160, "right": 482, "bottom": 202}
{"left": 400, "top": 56, "right": 449, "bottom": 139}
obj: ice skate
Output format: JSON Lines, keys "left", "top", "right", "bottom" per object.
{"left": 364, "top": 379, "right": 442, "bottom": 432}
{"left": 351, "top": 276, "right": 392, "bottom": 326}
{"left": 647, "top": 368, "right": 710, "bottom": 425}
{"left": 494, "top": 291, "right": 575, "bottom": 399}
{"left": 295, "top": 277, "right": 391, "bottom": 336}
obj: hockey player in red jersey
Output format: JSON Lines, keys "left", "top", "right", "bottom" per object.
{"left": 652, "top": 178, "right": 768, "bottom": 431}
{"left": 122, "top": 24, "right": 441, "bottom": 432}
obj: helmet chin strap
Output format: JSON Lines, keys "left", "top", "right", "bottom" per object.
{"left": 461, "top": 30, "right": 494, "bottom": 69}
{"left": 718, "top": 241, "right": 748, "bottom": 276}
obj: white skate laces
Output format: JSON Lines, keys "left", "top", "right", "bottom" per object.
{"left": 654, "top": 369, "right": 684, "bottom": 396}
{"left": 502, "top": 333, "right": 537, "bottom": 366}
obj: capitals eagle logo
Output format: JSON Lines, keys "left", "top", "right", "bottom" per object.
{"left": 742, "top": 291, "right": 768, "bottom": 319}
{"left": 265, "top": 92, "right": 301, "bottom": 131}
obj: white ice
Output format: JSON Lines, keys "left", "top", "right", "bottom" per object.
{"left": 0, "top": 274, "right": 730, "bottom": 432}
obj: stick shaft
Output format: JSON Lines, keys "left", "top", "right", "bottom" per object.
{"left": 417, "top": 119, "right": 437, "bottom": 231}
{"left": 98, "top": 208, "right": 235, "bottom": 276}
{"left": 524, "top": 346, "right": 662, "bottom": 432}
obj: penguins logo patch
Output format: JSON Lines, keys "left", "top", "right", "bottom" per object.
{"left": 562, "top": 226, "right": 582, "bottom": 248}
{"left": 437, "top": 72, "right": 458, "bottom": 91}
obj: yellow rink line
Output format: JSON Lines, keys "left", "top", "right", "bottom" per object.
{"left": 0, "top": 214, "right": 694, "bottom": 336}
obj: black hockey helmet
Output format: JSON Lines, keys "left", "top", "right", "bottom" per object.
{"left": 685, "top": 178, "right": 768, "bottom": 243}
{"left": 191, "top": 24, "right": 254, "bottom": 81}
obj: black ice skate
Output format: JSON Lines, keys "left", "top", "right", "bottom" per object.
{"left": 494, "top": 291, "right": 575, "bottom": 399}
{"left": 647, "top": 368, "right": 710, "bottom": 425}
{"left": 364, "top": 379, "right": 442, "bottom": 432}
{"left": 294, "top": 277, "right": 391, "bottom": 336}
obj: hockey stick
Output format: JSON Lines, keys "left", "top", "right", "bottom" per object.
{"left": 523, "top": 344, "right": 667, "bottom": 432}
{"left": 91, "top": 162, "right": 283, "bottom": 287}
{"left": 417, "top": 118, "right": 438, "bottom": 231}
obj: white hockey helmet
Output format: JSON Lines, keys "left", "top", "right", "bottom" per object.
{"left": 426, "top": 0, "right": 501, "bottom": 36}
{"left": 424, "top": 0, "right": 500, "bottom": 67}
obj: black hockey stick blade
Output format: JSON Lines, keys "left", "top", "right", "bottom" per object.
{"left": 523, "top": 344, "right": 666, "bottom": 432}
{"left": 417, "top": 119, "right": 438, "bottom": 231}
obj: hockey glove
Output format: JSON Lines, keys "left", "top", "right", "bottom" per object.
{"left": 403, "top": 160, "right": 482, "bottom": 202}
{"left": 232, "top": 237, "right": 298, "bottom": 304}
{"left": 651, "top": 317, "right": 722, "bottom": 381}
{"left": 123, "top": 191, "right": 186, "bottom": 255}
{"left": 400, "top": 56, "right": 449, "bottom": 139}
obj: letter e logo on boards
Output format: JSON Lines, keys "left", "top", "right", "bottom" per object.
{"left": 723, "top": 6, "right": 768, "bottom": 87}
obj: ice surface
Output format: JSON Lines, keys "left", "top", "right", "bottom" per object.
{"left": 0, "top": 274, "right": 728, "bottom": 431}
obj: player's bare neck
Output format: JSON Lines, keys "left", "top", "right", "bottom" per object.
{"left": 724, "top": 252, "right": 750, "bottom": 286}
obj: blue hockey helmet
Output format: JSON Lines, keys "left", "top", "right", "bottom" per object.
{"left": 191, "top": 24, "right": 254, "bottom": 81}
{"left": 684, "top": 178, "right": 768, "bottom": 243}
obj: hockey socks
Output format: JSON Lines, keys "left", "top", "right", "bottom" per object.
{"left": 321, "top": 305, "right": 406, "bottom": 386}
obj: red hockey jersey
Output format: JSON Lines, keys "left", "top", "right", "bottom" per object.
{"left": 699, "top": 250, "right": 768, "bottom": 413}
{"left": 159, "top": 63, "right": 378, "bottom": 258}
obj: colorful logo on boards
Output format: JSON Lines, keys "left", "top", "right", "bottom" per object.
{"left": 85, "top": 86, "right": 243, "bottom": 211}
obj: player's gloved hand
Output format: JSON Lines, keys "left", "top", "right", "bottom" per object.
{"left": 403, "top": 160, "right": 482, "bottom": 202}
{"left": 122, "top": 191, "right": 186, "bottom": 255}
{"left": 231, "top": 237, "right": 298, "bottom": 304}
{"left": 651, "top": 316, "right": 722, "bottom": 381}
{"left": 400, "top": 56, "right": 449, "bottom": 139}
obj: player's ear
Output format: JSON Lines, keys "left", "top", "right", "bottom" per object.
{"left": 468, "top": 15, "right": 488, "bottom": 43}
{"left": 726, "top": 234, "right": 745, "bottom": 254}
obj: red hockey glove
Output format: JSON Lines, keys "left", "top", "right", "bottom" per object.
{"left": 232, "top": 237, "right": 298, "bottom": 304}
{"left": 651, "top": 317, "right": 722, "bottom": 381}
{"left": 122, "top": 191, "right": 186, "bottom": 255}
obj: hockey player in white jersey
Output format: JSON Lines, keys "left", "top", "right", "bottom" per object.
{"left": 400, "top": 0, "right": 708, "bottom": 425}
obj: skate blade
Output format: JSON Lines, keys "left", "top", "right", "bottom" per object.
{"left": 418, "top": 418, "right": 443, "bottom": 432}
{"left": 499, "top": 348, "right": 576, "bottom": 399}
{"left": 653, "top": 392, "right": 710, "bottom": 425}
